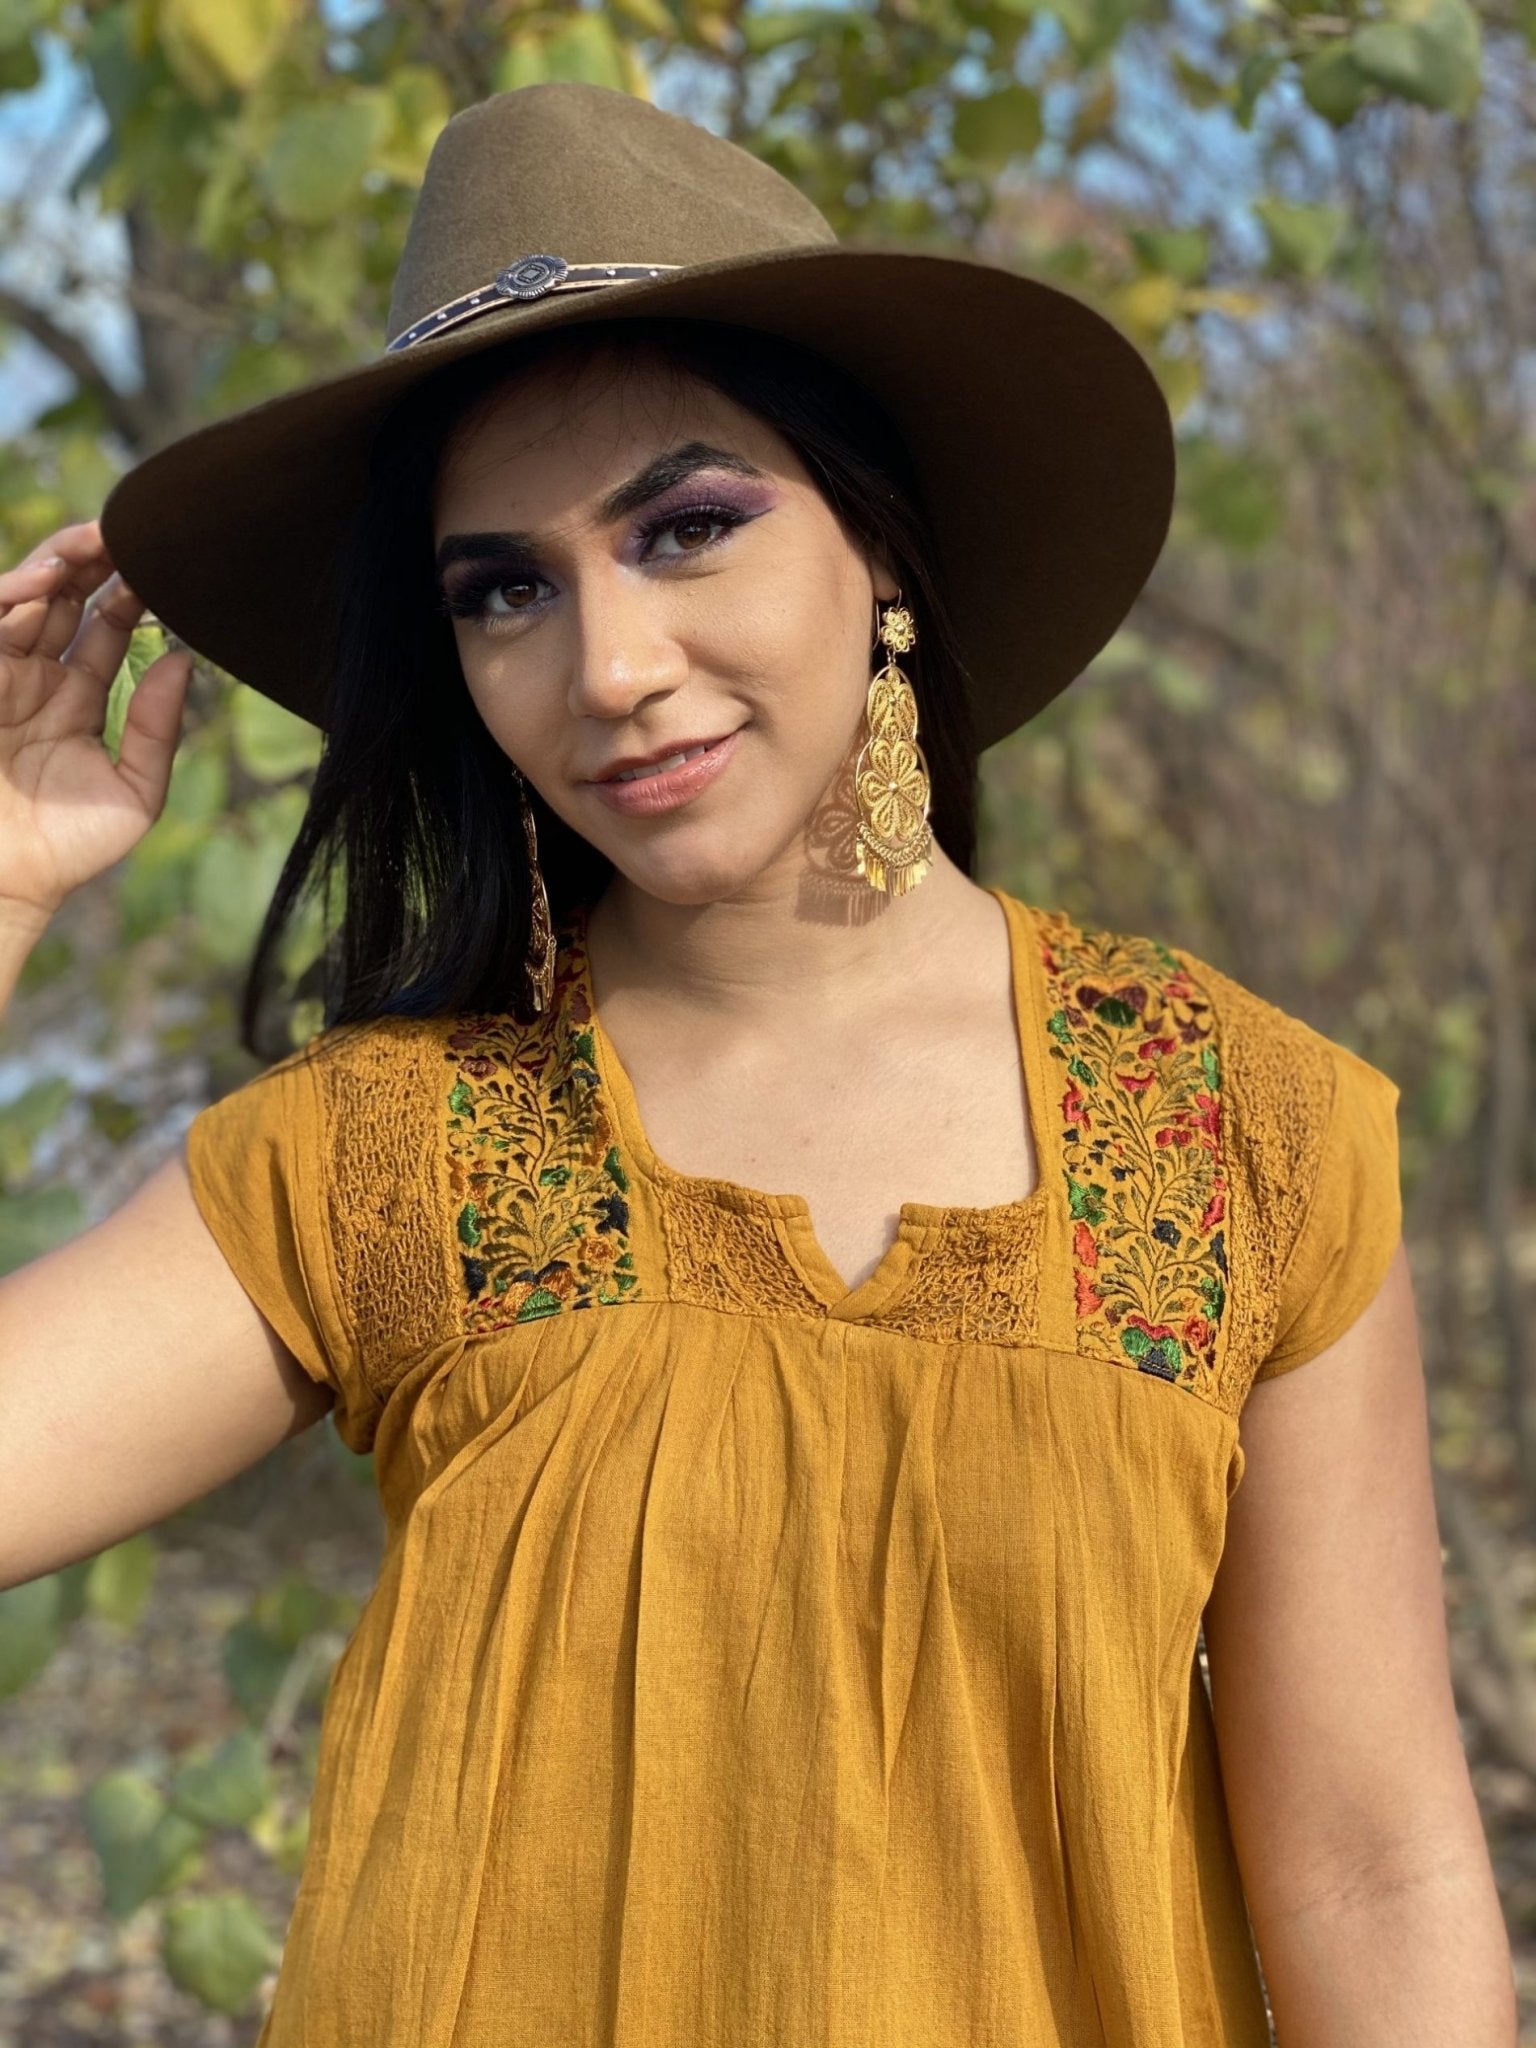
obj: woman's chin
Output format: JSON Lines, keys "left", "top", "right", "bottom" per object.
{"left": 605, "top": 836, "right": 791, "bottom": 909}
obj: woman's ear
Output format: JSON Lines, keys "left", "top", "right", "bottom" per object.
{"left": 869, "top": 555, "right": 901, "bottom": 604}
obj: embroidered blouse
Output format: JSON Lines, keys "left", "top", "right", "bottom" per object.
{"left": 184, "top": 888, "right": 1403, "bottom": 2048}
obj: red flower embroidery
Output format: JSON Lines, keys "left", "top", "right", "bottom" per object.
{"left": 1075, "top": 1270, "right": 1105, "bottom": 1316}
{"left": 1198, "top": 1188, "right": 1226, "bottom": 1233}
{"left": 1073, "top": 1220, "right": 1098, "bottom": 1267}
{"left": 1116, "top": 1071, "right": 1155, "bottom": 1094}
{"left": 1191, "top": 1091, "right": 1221, "bottom": 1137}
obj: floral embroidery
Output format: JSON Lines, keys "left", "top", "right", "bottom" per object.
{"left": 444, "top": 936, "right": 640, "bottom": 1332}
{"left": 1037, "top": 910, "right": 1227, "bottom": 1391}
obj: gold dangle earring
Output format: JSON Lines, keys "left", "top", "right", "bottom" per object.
{"left": 854, "top": 592, "right": 933, "bottom": 897}
{"left": 515, "top": 768, "right": 556, "bottom": 1015}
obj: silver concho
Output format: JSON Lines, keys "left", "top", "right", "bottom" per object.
{"left": 494, "top": 254, "right": 570, "bottom": 301}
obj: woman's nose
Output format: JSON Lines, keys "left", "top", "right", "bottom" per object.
{"left": 565, "top": 571, "right": 688, "bottom": 721}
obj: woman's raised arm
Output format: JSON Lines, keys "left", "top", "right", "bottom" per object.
{"left": 0, "top": 520, "right": 335, "bottom": 1592}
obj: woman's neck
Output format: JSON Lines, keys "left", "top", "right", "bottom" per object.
{"left": 583, "top": 846, "right": 992, "bottom": 1029}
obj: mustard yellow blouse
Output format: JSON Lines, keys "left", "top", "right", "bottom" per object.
{"left": 186, "top": 889, "right": 1403, "bottom": 2047}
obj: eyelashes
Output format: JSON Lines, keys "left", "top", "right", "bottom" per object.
{"left": 439, "top": 501, "right": 756, "bottom": 627}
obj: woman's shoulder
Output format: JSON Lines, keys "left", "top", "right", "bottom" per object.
{"left": 1004, "top": 889, "right": 1365, "bottom": 1092}
{"left": 1003, "top": 892, "right": 1401, "bottom": 1396}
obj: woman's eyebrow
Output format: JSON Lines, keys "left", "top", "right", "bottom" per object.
{"left": 435, "top": 440, "right": 766, "bottom": 574}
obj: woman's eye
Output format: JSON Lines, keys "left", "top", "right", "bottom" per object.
{"left": 643, "top": 507, "right": 743, "bottom": 560}
{"left": 482, "top": 577, "right": 547, "bottom": 616}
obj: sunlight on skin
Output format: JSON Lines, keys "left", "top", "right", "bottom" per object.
{"left": 430, "top": 347, "right": 902, "bottom": 920}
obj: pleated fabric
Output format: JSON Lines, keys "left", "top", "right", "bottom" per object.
{"left": 185, "top": 890, "right": 1402, "bottom": 2048}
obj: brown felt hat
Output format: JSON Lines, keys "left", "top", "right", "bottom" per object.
{"left": 100, "top": 82, "right": 1175, "bottom": 751}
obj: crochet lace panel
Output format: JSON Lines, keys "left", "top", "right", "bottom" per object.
{"left": 313, "top": 1018, "right": 461, "bottom": 1401}
{"left": 1190, "top": 957, "right": 1336, "bottom": 1413}
{"left": 865, "top": 1205, "right": 1046, "bottom": 1344}
{"left": 659, "top": 1174, "right": 832, "bottom": 1320}
{"left": 1034, "top": 908, "right": 1230, "bottom": 1404}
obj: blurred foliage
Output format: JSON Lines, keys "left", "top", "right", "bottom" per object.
{"left": 0, "top": 0, "right": 1530, "bottom": 2026}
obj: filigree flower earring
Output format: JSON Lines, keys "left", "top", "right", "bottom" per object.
{"left": 853, "top": 593, "right": 934, "bottom": 897}
{"left": 514, "top": 767, "right": 556, "bottom": 1014}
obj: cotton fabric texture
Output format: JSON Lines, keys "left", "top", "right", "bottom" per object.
{"left": 185, "top": 890, "right": 1402, "bottom": 2048}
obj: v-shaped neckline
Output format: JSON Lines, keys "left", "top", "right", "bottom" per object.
{"left": 576, "top": 888, "right": 1058, "bottom": 1320}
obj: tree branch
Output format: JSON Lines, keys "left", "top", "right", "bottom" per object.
{"left": 0, "top": 284, "right": 151, "bottom": 450}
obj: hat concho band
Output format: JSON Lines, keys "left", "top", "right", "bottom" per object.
{"left": 387, "top": 253, "right": 683, "bottom": 354}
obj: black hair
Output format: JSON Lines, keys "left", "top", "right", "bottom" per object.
{"left": 240, "top": 316, "right": 979, "bottom": 1060}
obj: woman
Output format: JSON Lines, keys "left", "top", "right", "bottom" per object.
{"left": 0, "top": 81, "right": 1514, "bottom": 2048}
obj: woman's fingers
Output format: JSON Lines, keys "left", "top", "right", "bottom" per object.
{"left": 60, "top": 572, "right": 147, "bottom": 691}
{"left": 0, "top": 523, "right": 107, "bottom": 602}
{"left": 0, "top": 528, "right": 118, "bottom": 661}
{"left": 113, "top": 647, "right": 193, "bottom": 817}
{"left": 18, "top": 520, "right": 104, "bottom": 574}
{"left": 0, "top": 585, "right": 58, "bottom": 659}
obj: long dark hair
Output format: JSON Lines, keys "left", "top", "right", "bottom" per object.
{"left": 240, "top": 317, "right": 979, "bottom": 1060}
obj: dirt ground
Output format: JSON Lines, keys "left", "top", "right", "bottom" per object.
{"left": 5, "top": 1429, "right": 1536, "bottom": 2045}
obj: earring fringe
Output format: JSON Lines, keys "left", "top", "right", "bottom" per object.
{"left": 518, "top": 775, "right": 556, "bottom": 1014}
{"left": 853, "top": 599, "right": 933, "bottom": 899}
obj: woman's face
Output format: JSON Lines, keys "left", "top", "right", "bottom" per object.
{"left": 431, "top": 345, "right": 899, "bottom": 906}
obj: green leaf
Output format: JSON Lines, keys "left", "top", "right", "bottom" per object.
{"left": 373, "top": 63, "right": 451, "bottom": 185}
{"left": 0, "top": 0, "right": 50, "bottom": 55}
{"left": 162, "top": 0, "right": 299, "bottom": 91}
{"left": 1253, "top": 197, "right": 1348, "bottom": 279}
{"left": 85, "top": 1534, "right": 156, "bottom": 1630}
{"left": 162, "top": 1891, "right": 275, "bottom": 2015}
{"left": 737, "top": 5, "right": 832, "bottom": 53}
{"left": 252, "top": 1570, "right": 346, "bottom": 1651}
{"left": 0, "top": 1185, "right": 83, "bottom": 1275}
{"left": 495, "top": 14, "right": 629, "bottom": 92}
{"left": 1170, "top": 53, "right": 1227, "bottom": 110}
{"left": 0, "top": 1072, "right": 71, "bottom": 1185}
{"left": 104, "top": 625, "right": 166, "bottom": 762}
{"left": 232, "top": 687, "right": 323, "bottom": 781}
{"left": 84, "top": 1769, "right": 205, "bottom": 1919}
{"left": 1234, "top": 49, "right": 1285, "bottom": 128}
{"left": 1147, "top": 653, "right": 1215, "bottom": 716}
{"left": 264, "top": 97, "right": 388, "bottom": 227}
{"left": 162, "top": 741, "right": 229, "bottom": 827}
{"left": 86, "top": 1089, "right": 144, "bottom": 1144}
{"left": 1299, "top": 42, "right": 1370, "bottom": 126}
{"left": 1179, "top": 439, "right": 1284, "bottom": 552}
{"left": 1128, "top": 227, "right": 1208, "bottom": 286}
{"left": 1350, "top": 0, "right": 1481, "bottom": 116}
{"left": 1050, "top": 0, "right": 1140, "bottom": 67}
{"left": 610, "top": 0, "right": 676, "bottom": 34}
{"left": 170, "top": 1728, "right": 272, "bottom": 1829}
{"left": 0, "top": 1574, "right": 64, "bottom": 1698}
{"left": 952, "top": 83, "right": 1042, "bottom": 168}
{"left": 222, "top": 1618, "right": 295, "bottom": 1725}
{"left": 189, "top": 831, "right": 267, "bottom": 968}
{"left": 0, "top": 34, "right": 40, "bottom": 89}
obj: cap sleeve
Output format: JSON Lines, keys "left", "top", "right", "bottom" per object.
{"left": 184, "top": 1046, "right": 380, "bottom": 1454}
{"left": 1251, "top": 1039, "right": 1403, "bottom": 1383}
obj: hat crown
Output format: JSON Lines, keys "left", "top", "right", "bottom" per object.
{"left": 386, "top": 84, "right": 838, "bottom": 344}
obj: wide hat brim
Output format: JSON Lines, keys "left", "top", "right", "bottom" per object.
{"left": 101, "top": 239, "right": 1174, "bottom": 753}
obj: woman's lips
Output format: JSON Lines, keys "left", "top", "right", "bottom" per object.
{"left": 587, "top": 728, "right": 742, "bottom": 817}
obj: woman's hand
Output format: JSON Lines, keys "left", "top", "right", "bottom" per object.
{"left": 0, "top": 519, "right": 193, "bottom": 929}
